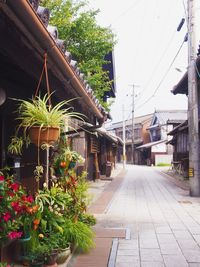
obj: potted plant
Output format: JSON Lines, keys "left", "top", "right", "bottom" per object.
{"left": 11, "top": 93, "right": 83, "bottom": 147}
{"left": 0, "top": 172, "right": 32, "bottom": 245}
{"left": 27, "top": 244, "right": 48, "bottom": 267}
{"left": 56, "top": 233, "right": 71, "bottom": 264}
{"left": 53, "top": 147, "right": 84, "bottom": 176}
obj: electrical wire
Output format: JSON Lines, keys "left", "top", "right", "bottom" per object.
{"left": 195, "top": 61, "right": 200, "bottom": 78}
{"left": 111, "top": 0, "right": 144, "bottom": 25}
{"left": 138, "top": 2, "right": 187, "bottom": 102}
{"left": 137, "top": 29, "right": 177, "bottom": 101}
{"left": 135, "top": 38, "right": 186, "bottom": 111}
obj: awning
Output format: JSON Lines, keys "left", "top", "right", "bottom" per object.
{"left": 63, "top": 120, "right": 123, "bottom": 145}
{"left": 95, "top": 127, "right": 123, "bottom": 145}
{"left": 136, "top": 139, "right": 167, "bottom": 149}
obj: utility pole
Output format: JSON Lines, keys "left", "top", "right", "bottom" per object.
{"left": 129, "top": 84, "right": 140, "bottom": 164}
{"left": 131, "top": 85, "right": 135, "bottom": 164}
{"left": 122, "top": 105, "right": 126, "bottom": 169}
{"left": 188, "top": 0, "right": 200, "bottom": 196}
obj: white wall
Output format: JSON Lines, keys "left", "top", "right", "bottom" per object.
{"left": 155, "top": 154, "right": 172, "bottom": 166}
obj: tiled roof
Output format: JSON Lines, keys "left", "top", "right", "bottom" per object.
{"left": 106, "top": 113, "right": 153, "bottom": 130}
{"left": 28, "top": 0, "right": 106, "bottom": 116}
{"left": 153, "top": 110, "right": 187, "bottom": 125}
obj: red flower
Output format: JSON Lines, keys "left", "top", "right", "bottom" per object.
{"left": 21, "top": 195, "right": 27, "bottom": 202}
{"left": 10, "top": 182, "right": 20, "bottom": 192}
{"left": 21, "top": 195, "right": 34, "bottom": 203}
{"left": 8, "top": 191, "right": 15, "bottom": 197}
{"left": 11, "top": 201, "right": 21, "bottom": 212}
{"left": 8, "top": 231, "right": 22, "bottom": 239}
{"left": 0, "top": 175, "right": 4, "bottom": 182}
{"left": 3, "top": 212, "right": 11, "bottom": 222}
{"left": 26, "top": 195, "right": 34, "bottom": 203}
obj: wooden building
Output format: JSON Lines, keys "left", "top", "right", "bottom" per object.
{"left": 68, "top": 123, "right": 122, "bottom": 180}
{"left": 136, "top": 110, "right": 187, "bottom": 166}
{"left": 168, "top": 56, "right": 200, "bottom": 177}
{"left": 167, "top": 121, "right": 189, "bottom": 177}
{"left": 107, "top": 114, "right": 153, "bottom": 164}
{"left": 0, "top": 0, "right": 113, "bottom": 187}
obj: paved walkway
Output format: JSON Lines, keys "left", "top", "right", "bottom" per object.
{"left": 100, "top": 165, "right": 200, "bottom": 267}
{"left": 68, "top": 165, "right": 126, "bottom": 267}
{"left": 70, "top": 164, "right": 200, "bottom": 267}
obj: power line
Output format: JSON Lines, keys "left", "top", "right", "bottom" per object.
{"left": 132, "top": 0, "right": 157, "bottom": 69}
{"left": 138, "top": 3, "right": 187, "bottom": 102}
{"left": 135, "top": 38, "right": 186, "bottom": 111}
{"left": 111, "top": 0, "right": 144, "bottom": 25}
{"left": 137, "top": 30, "right": 177, "bottom": 101}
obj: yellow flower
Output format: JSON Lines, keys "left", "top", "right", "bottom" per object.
{"left": 38, "top": 234, "right": 44, "bottom": 238}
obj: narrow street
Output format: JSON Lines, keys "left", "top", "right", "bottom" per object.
{"left": 96, "top": 165, "right": 200, "bottom": 267}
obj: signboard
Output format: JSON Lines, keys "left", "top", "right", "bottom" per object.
{"left": 189, "top": 168, "right": 194, "bottom": 177}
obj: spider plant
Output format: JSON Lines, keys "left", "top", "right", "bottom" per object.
{"left": 8, "top": 93, "right": 84, "bottom": 155}
{"left": 16, "top": 93, "right": 83, "bottom": 130}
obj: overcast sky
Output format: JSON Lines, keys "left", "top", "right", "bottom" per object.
{"left": 87, "top": 0, "right": 200, "bottom": 123}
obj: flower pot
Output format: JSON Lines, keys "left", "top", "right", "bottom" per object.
{"left": 14, "top": 235, "right": 31, "bottom": 263}
{"left": 68, "top": 161, "right": 76, "bottom": 169}
{"left": 45, "top": 250, "right": 58, "bottom": 266}
{"left": 56, "top": 247, "right": 71, "bottom": 264}
{"left": 29, "top": 126, "right": 60, "bottom": 146}
{"left": 30, "top": 260, "right": 44, "bottom": 267}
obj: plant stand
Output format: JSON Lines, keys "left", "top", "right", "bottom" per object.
{"left": 46, "top": 145, "right": 50, "bottom": 189}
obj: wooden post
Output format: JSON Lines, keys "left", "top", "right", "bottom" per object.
{"left": 94, "top": 152, "right": 100, "bottom": 180}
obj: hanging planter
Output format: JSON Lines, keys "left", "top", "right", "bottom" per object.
{"left": 8, "top": 53, "right": 83, "bottom": 189}
{"left": 29, "top": 126, "right": 60, "bottom": 146}
{"left": 10, "top": 53, "right": 83, "bottom": 150}
{"left": 12, "top": 93, "right": 83, "bottom": 148}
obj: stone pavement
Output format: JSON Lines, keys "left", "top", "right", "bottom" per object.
{"left": 70, "top": 164, "right": 200, "bottom": 267}
{"left": 103, "top": 165, "right": 200, "bottom": 267}
{"left": 68, "top": 164, "right": 127, "bottom": 267}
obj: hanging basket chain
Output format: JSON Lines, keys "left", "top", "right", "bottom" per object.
{"left": 33, "top": 52, "right": 52, "bottom": 190}
{"left": 34, "top": 53, "right": 52, "bottom": 107}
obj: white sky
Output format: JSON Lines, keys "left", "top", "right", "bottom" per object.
{"left": 88, "top": 0, "right": 200, "bottom": 123}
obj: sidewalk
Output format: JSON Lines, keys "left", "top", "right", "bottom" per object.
{"left": 68, "top": 164, "right": 127, "bottom": 267}
{"left": 68, "top": 165, "right": 196, "bottom": 267}
{"left": 155, "top": 166, "right": 190, "bottom": 191}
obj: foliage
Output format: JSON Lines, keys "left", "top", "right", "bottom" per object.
{"left": 7, "top": 137, "right": 24, "bottom": 156}
{"left": 33, "top": 180, "right": 95, "bottom": 253}
{"left": 0, "top": 263, "right": 13, "bottom": 267}
{"left": 63, "top": 219, "right": 95, "bottom": 252}
{"left": 0, "top": 171, "right": 38, "bottom": 242}
{"left": 60, "top": 170, "right": 90, "bottom": 221}
{"left": 53, "top": 147, "right": 85, "bottom": 176}
{"left": 15, "top": 93, "right": 83, "bottom": 130}
{"left": 41, "top": 0, "right": 116, "bottom": 110}
{"left": 156, "top": 163, "right": 171, "bottom": 167}
{"left": 79, "top": 213, "right": 96, "bottom": 226}
{"left": 55, "top": 233, "right": 70, "bottom": 250}
{"left": 34, "top": 165, "right": 44, "bottom": 183}
{"left": 8, "top": 93, "right": 84, "bottom": 156}
{"left": 26, "top": 232, "right": 49, "bottom": 263}
{"left": 35, "top": 185, "right": 71, "bottom": 233}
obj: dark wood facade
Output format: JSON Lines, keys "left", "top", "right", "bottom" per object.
{"left": 107, "top": 114, "right": 153, "bottom": 165}
{"left": 0, "top": 0, "right": 108, "bottom": 186}
{"left": 167, "top": 121, "right": 189, "bottom": 178}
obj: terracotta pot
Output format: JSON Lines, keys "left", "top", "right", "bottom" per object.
{"left": 29, "top": 126, "right": 60, "bottom": 146}
{"left": 56, "top": 247, "right": 71, "bottom": 264}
